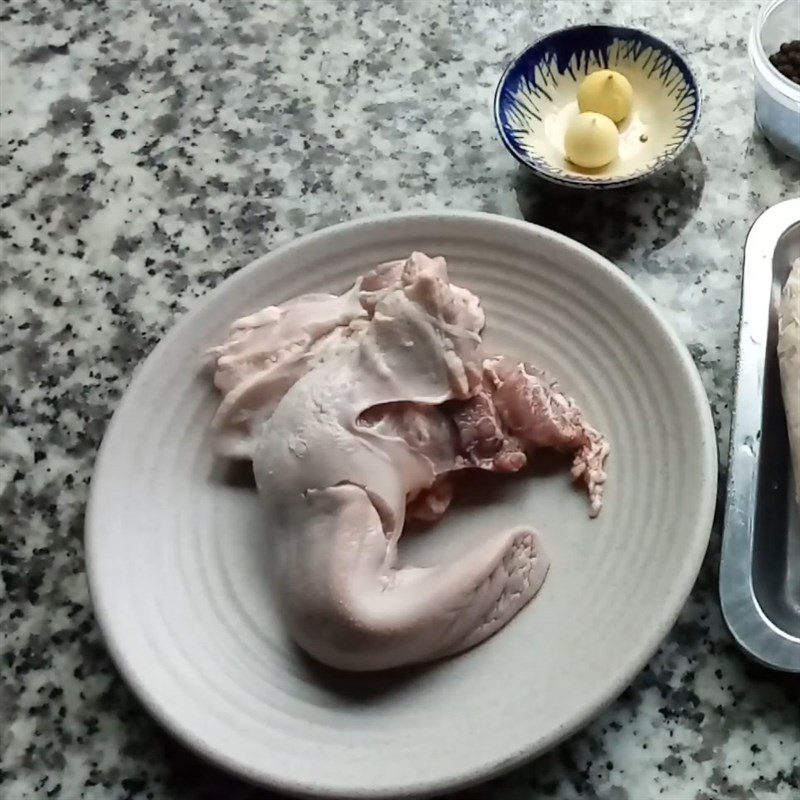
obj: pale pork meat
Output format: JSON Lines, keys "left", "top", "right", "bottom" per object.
{"left": 209, "top": 253, "right": 608, "bottom": 671}
{"left": 779, "top": 258, "right": 800, "bottom": 502}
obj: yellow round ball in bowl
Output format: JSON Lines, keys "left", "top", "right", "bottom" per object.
{"left": 577, "top": 69, "right": 634, "bottom": 123}
{"left": 564, "top": 112, "right": 620, "bottom": 169}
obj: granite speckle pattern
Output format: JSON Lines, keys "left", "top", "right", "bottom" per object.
{"left": 2, "top": 0, "right": 799, "bottom": 798}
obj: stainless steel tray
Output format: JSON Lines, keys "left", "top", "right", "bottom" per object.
{"left": 721, "top": 198, "right": 800, "bottom": 672}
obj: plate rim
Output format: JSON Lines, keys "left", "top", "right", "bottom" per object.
{"left": 86, "top": 210, "right": 718, "bottom": 798}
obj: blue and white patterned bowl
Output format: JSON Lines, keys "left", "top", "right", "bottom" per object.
{"left": 494, "top": 25, "right": 701, "bottom": 189}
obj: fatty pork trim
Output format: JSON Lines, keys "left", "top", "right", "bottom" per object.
{"left": 209, "top": 252, "right": 607, "bottom": 671}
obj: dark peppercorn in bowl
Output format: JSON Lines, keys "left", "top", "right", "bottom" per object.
{"left": 768, "top": 40, "right": 800, "bottom": 85}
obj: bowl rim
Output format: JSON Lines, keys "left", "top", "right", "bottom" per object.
{"left": 493, "top": 23, "right": 703, "bottom": 190}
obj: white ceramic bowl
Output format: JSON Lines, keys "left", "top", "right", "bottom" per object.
{"left": 494, "top": 25, "right": 701, "bottom": 188}
{"left": 87, "top": 212, "right": 717, "bottom": 797}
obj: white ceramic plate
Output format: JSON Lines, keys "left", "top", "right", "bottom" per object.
{"left": 87, "top": 212, "right": 717, "bottom": 798}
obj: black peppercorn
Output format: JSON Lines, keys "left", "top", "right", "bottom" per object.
{"left": 769, "top": 40, "right": 800, "bottom": 83}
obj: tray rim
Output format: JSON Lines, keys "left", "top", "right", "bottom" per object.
{"left": 721, "top": 197, "right": 800, "bottom": 673}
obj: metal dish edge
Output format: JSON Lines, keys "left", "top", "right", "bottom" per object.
{"left": 721, "top": 197, "right": 800, "bottom": 673}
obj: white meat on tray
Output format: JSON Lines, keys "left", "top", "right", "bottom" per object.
{"left": 778, "top": 257, "right": 800, "bottom": 502}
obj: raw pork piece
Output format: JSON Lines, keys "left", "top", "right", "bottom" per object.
{"left": 209, "top": 252, "right": 609, "bottom": 671}
{"left": 779, "top": 258, "right": 800, "bottom": 502}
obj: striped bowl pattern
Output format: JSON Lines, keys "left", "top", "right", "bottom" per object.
{"left": 86, "top": 213, "right": 717, "bottom": 798}
{"left": 494, "top": 26, "right": 701, "bottom": 189}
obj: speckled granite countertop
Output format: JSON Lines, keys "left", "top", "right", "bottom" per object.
{"left": 2, "top": 0, "right": 799, "bottom": 798}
